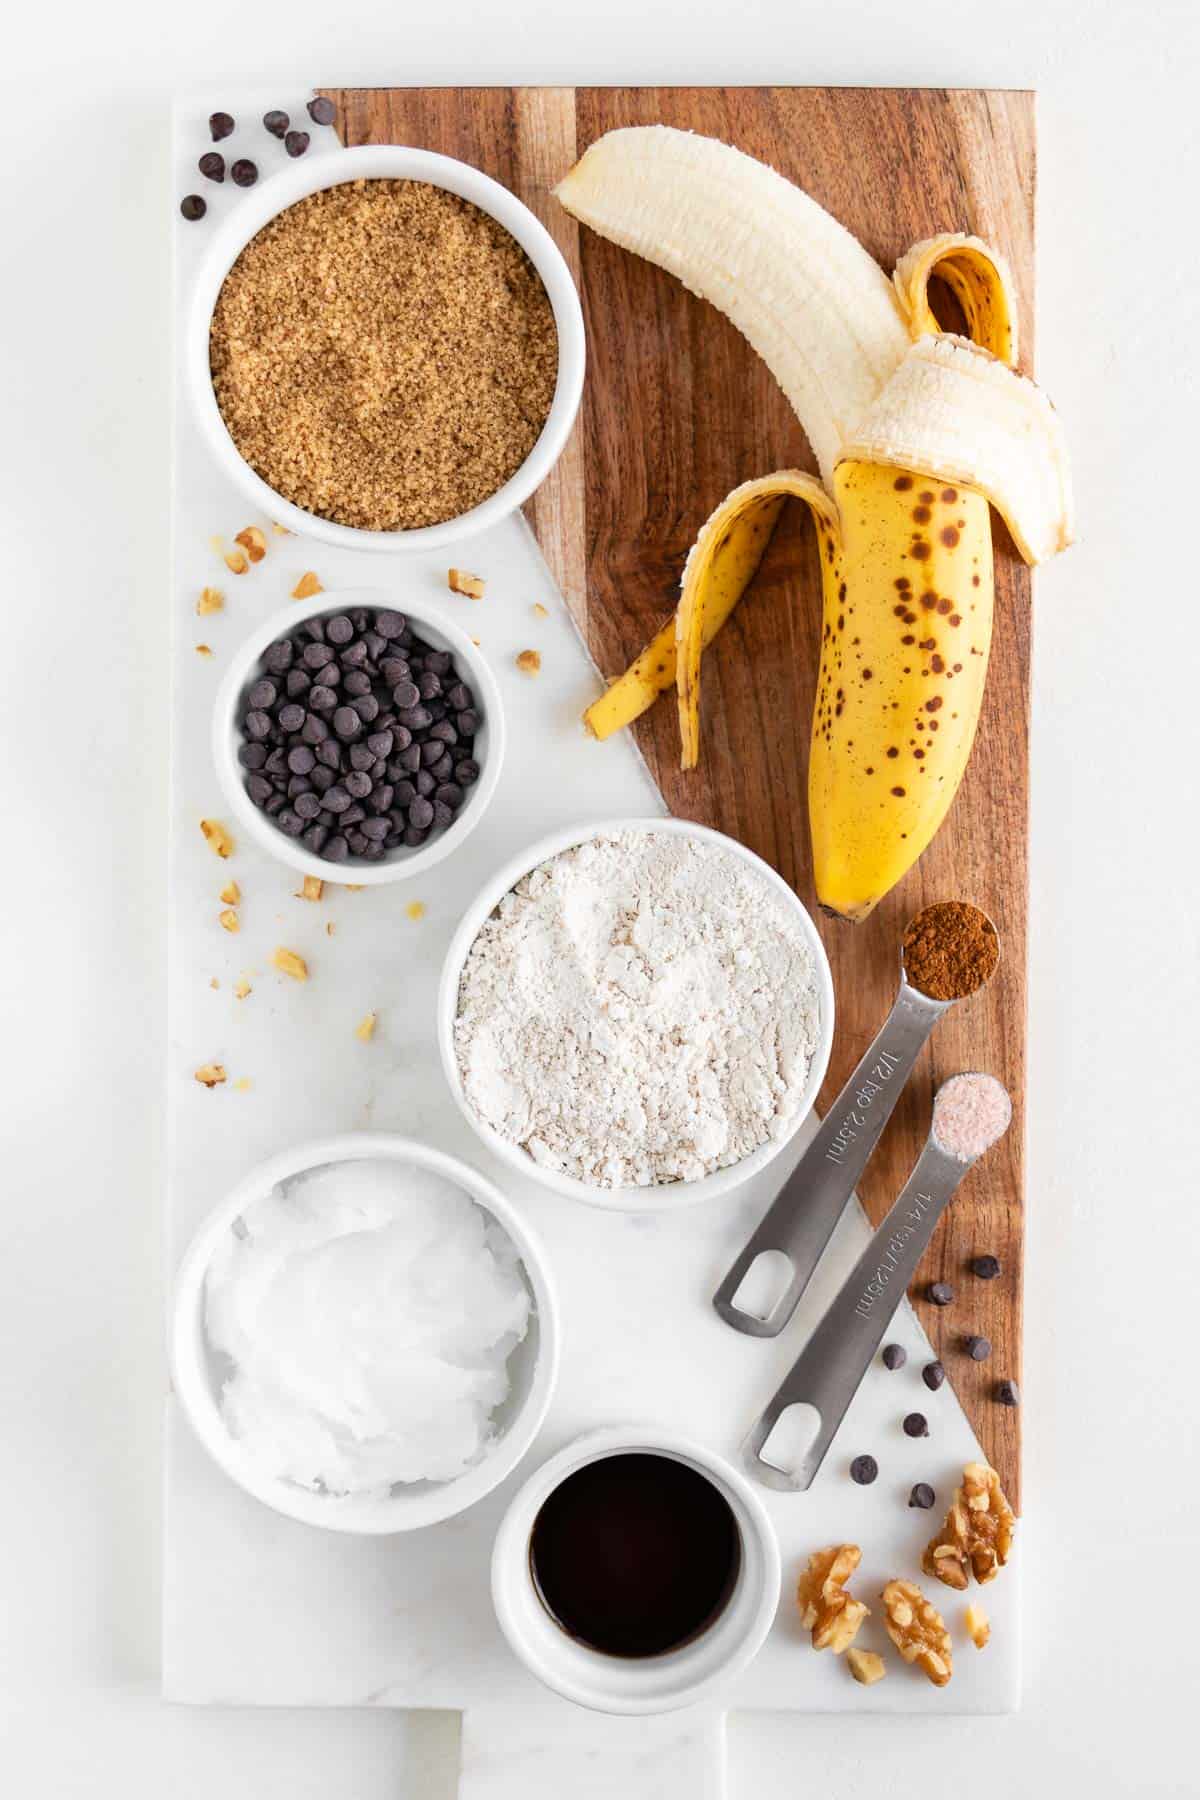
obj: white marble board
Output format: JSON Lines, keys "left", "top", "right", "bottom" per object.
{"left": 164, "top": 91, "right": 1020, "bottom": 1732}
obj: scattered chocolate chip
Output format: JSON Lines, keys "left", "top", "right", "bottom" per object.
{"left": 285, "top": 130, "right": 310, "bottom": 158}
{"left": 902, "top": 1412, "right": 929, "bottom": 1438}
{"left": 231, "top": 159, "right": 258, "bottom": 188}
{"left": 972, "top": 1254, "right": 1002, "bottom": 1280}
{"left": 996, "top": 1379, "right": 1021, "bottom": 1407}
{"left": 307, "top": 95, "right": 337, "bottom": 126}
{"left": 180, "top": 194, "right": 207, "bottom": 221}
{"left": 927, "top": 1281, "right": 956, "bottom": 1306}
{"left": 263, "top": 109, "right": 289, "bottom": 138}
{"left": 922, "top": 1360, "right": 946, "bottom": 1391}
{"left": 198, "top": 152, "right": 225, "bottom": 183}
{"left": 881, "top": 1343, "right": 907, "bottom": 1371}
{"left": 965, "top": 1335, "right": 992, "bottom": 1362}
{"left": 209, "top": 111, "right": 235, "bottom": 141}
{"left": 908, "top": 1482, "right": 936, "bottom": 1509}
{"left": 849, "top": 1454, "right": 878, "bottom": 1486}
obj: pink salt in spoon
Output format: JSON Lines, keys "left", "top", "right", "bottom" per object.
{"left": 743, "top": 1072, "right": 1012, "bottom": 1492}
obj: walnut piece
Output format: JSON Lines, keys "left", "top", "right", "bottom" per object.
{"left": 272, "top": 946, "right": 308, "bottom": 981}
{"left": 965, "top": 1603, "right": 990, "bottom": 1650}
{"left": 196, "top": 587, "right": 224, "bottom": 616}
{"left": 218, "top": 908, "right": 240, "bottom": 934}
{"left": 355, "top": 1012, "right": 377, "bottom": 1042}
{"left": 194, "top": 1063, "right": 227, "bottom": 1089}
{"left": 532, "top": 601, "right": 549, "bottom": 618}
{"left": 235, "top": 525, "right": 267, "bottom": 564}
{"left": 846, "top": 1648, "right": 886, "bottom": 1686}
{"left": 881, "top": 1579, "right": 953, "bottom": 1687}
{"left": 219, "top": 880, "right": 240, "bottom": 906}
{"left": 448, "top": 568, "right": 485, "bottom": 599}
{"left": 292, "top": 571, "right": 323, "bottom": 600}
{"left": 223, "top": 548, "right": 249, "bottom": 576}
{"left": 297, "top": 876, "right": 323, "bottom": 901}
{"left": 233, "top": 978, "right": 252, "bottom": 1000}
{"left": 922, "top": 1461, "right": 1015, "bottom": 1591}
{"left": 200, "top": 819, "right": 234, "bottom": 859}
{"left": 796, "top": 1545, "right": 868, "bottom": 1654}
{"left": 515, "top": 648, "right": 541, "bottom": 676}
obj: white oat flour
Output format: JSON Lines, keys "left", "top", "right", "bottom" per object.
{"left": 454, "top": 831, "right": 821, "bottom": 1187}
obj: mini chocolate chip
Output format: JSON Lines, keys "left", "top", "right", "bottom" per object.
{"left": 302, "top": 641, "right": 334, "bottom": 669}
{"left": 323, "top": 834, "right": 349, "bottom": 863}
{"left": 408, "top": 796, "right": 434, "bottom": 830}
{"left": 381, "top": 658, "right": 410, "bottom": 686}
{"left": 351, "top": 693, "right": 380, "bottom": 723}
{"left": 418, "top": 670, "right": 442, "bottom": 700}
{"left": 209, "top": 111, "right": 236, "bottom": 141}
{"left": 198, "top": 152, "right": 225, "bottom": 182}
{"left": 231, "top": 159, "right": 259, "bottom": 187}
{"left": 430, "top": 800, "right": 450, "bottom": 829}
{"left": 277, "top": 703, "right": 305, "bottom": 732}
{"left": 308, "top": 685, "right": 337, "bottom": 714}
{"left": 264, "top": 748, "right": 287, "bottom": 775}
{"left": 375, "top": 609, "right": 406, "bottom": 639}
{"left": 435, "top": 782, "right": 463, "bottom": 808}
{"left": 456, "top": 709, "right": 480, "bottom": 736}
{"left": 347, "top": 829, "right": 369, "bottom": 854}
{"left": 287, "top": 746, "right": 315, "bottom": 776}
{"left": 446, "top": 683, "right": 472, "bottom": 711}
{"left": 430, "top": 720, "right": 458, "bottom": 745}
{"left": 420, "top": 739, "right": 443, "bottom": 767}
{"left": 972, "top": 1254, "right": 1002, "bottom": 1280}
{"left": 277, "top": 808, "right": 303, "bottom": 837}
{"left": 324, "top": 786, "right": 351, "bottom": 814}
{"left": 345, "top": 770, "right": 372, "bottom": 800}
{"left": 403, "top": 825, "right": 427, "bottom": 848}
{"left": 398, "top": 743, "right": 422, "bottom": 774}
{"left": 326, "top": 614, "right": 354, "bottom": 645}
{"left": 922, "top": 1360, "right": 945, "bottom": 1391}
{"left": 302, "top": 823, "right": 329, "bottom": 853}
{"left": 881, "top": 1343, "right": 906, "bottom": 1371}
{"left": 902, "top": 1412, "right": 930, "bottom": 1438}
{"left": 425, "top": 650, "right": 452, "bottom": 676}
{"left": 244, "top": 709, "right": 271, "bottom": 741}
{"left": 310, "top": 765, "right": 334, "bottom": 793}
{"left": 366, "top": 730, "right": 394, "bottom": 760}
{"left": 455, "top": 759, "right": 479, "bottom": 785}
{"left": 391, "top": 679, "right": 420, "bottom": 710}
{"left": 849, "top": 1454, "right": 878, "bottom": 1485}
{"left": 996, "top": 1379, "right": 1021, "bottom": 1407}
{"left": 348, "top": 744, "right": 375, "bottom": 772}
{"left": 284, "top": 130, "right": 310, "bottom": 158}
{"left": 414, "top": 769, "right": 436, "bottom": 797}
{"left": 294, "top": 792, "right": 322, "bottom": 820}
{"left": 238, "top": 742, "right": 267, "bottom": 770}
{"left": 316, "top": 738, "right": 342, "bottom": 770}
{"left": 246, "top": 774, "right": 272, "bottom": 805}
{"left": 361, "top": 816, "right": 390, "bottom": 841}
{"left": 927, "top": 1281, "right": 956, "bottom": 1306}
{"left": 908, "top": 1483, "right": 936, "bottom": 1509}
{"left": 247, "top": 678, "right": 276, "bottom": 710}
{"left": 397, "top": 705, "right": 433, "bottom": 730}
{"left": 341, "top": 803, "right": 366, "bottom": 827}
{"left": 343, "top": 670, "right": 372, "bottom": 699}
{"left": 263, "top": 640, "right": 293, "bottom": 673}
{"left": 285, "top": 669, "right": 311, "bottom": 699}
{"left": 180, "top": 194, "right": 207, "bottom": 221}
{"left": 333, "top": 706, "right": 362, "bottom": 741}
{"left": 965, "top": 1335, "right": 992, "bottom": 1362}
{"left": 263, "top": 109, "right": 289, "bottom": 138}
{"left": 307, "top": 95, "right": 336, "bottom": 126}
{"left": 263, "top": 793, "right": 286, "bottom": 815}
{"left": 301, "top": 714, "right": 329, "bottom": 746}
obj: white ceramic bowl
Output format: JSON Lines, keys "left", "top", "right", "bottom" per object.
{"left": 437, "top": 817, "right": 835, "bottom": 1211}
{"left": 169, "top": 1133, "right": 559, "bottom": 1534}
{"left": 213, "top": 587, "right": 505, "bottom": 886}
{"left": 491, "top": 1426, "right": 781, "bottom": 1714}
{"left": 187, "top": 144, "right": 585, "bottom": 553}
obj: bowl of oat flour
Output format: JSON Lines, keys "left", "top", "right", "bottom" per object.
{"left": 439, "top": 820, "right": 834, "bottom": 1209}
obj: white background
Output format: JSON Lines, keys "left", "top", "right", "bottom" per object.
{"left": 2, "top": 1, "right": 1197, "bottom": 1795}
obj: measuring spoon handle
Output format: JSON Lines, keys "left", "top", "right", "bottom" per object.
{"left": 743, "top": 1140, "right": 971, "bottom": 1490}
{"left": 713, "top": 982, "right": 947, "bottom": 1337}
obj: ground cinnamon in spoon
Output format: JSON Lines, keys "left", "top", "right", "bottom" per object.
{"left": 902, "top": 901, "right": 999, "bottom": 1001}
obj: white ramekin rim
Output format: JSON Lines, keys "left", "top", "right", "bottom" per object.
{"left": 490, "top": 1424, "right": 782, "bottom": 1714}
{"left": 169, "top": 1132, "right": 559, "bottom": 1534}
{"left": 186, "top": 143, "right": 586, "bottom": 553}
{"left": 436, "top": 816, "right": 835, "bottom": 1212}
{"left": 212, "top": 585, "right": 506, "bottom": 886}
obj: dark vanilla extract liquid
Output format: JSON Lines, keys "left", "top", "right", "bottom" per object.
{"left": 529, "top": 1452, "right": 742, "bottom": 1658}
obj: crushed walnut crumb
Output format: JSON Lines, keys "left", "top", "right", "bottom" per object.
{"left": 292, "top": 571, "right": 323, "bottom": 600}
{"left": 405, "top": 900, "right": 426, "bottom": 922}
{"left": 219, "top": 880, "right": 240, "bottom": 905}
{"left": 194, "top": 1063, "right": 227, "bottom": 1089}
{"left": 210, "top": 180, "right": 557, "bottom": 531}
{"left": 355, "top": 1012, "right": 377, "bottom": 1042}
{"left": 218, "top": 908, "right": 240, "bottom": 934}
{"left": 200, "top": 819, "right": 234, "bottom": 859}
{"left": 272, "top": 946, "right": 308, "bottom": 981}
{"left": 234, "top": 525, "right": 267, "bottom": 564}
{"left": 234, "top": 978, "right": 252, "bottom": 1000}
{"left": 224, "top": 548, "right": 249, "bottom": 576}
{"left": 516, "top": 648, "right": 541, "bottom": 676}
{"left": 448, "top": 569, "right": 486, "bottom": 600}
{"left": 965, "top": 1603, "right": 990, "bottom": 1649}
{"left": 195, "top": 643, "right": 213, "bottom": 657}
{"left": 197, "top": 588, "right": 224, "bottom": 616}
{"left": 532, "top": 602, "right": 549, "bottom": 618}
{"left": 297, "top": 876, "right": 323, "bottom": 902}
{"left": 846, "top": 1648, "right": 886, "bottom": 1686}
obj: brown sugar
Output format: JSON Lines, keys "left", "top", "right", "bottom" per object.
{"left": 210, "top": 180, "right": 558, "bottom": 531}
{"left": 902, "top": 900, "right": 999, "bottom": 1001}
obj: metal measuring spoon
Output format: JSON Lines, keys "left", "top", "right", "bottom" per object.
{"left": 743, "top": 1072, "right": 1012, "bottom": 1492}
{"left": 712, "top": 902, "right": 998, "bottom": 1338}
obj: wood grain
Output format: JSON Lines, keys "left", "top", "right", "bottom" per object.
{"left": 325, "top": 86, "right": 1033, "bottom": 1508}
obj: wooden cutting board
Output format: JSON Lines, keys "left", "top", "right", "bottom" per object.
{"left": 326, "top": 85, "right": 1033, "bottom": 1508}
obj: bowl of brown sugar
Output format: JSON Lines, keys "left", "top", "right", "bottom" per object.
{"left": 187, "top": 146, "right": 585, "bottom": 551}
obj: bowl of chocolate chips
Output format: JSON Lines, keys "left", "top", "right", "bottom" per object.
{"left": 214, "top": 589, "right": 504, "bottom": 884}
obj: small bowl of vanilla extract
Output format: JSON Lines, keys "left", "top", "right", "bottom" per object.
{"left": 491, "top": 1426, "right": 781, "bottom": 1714}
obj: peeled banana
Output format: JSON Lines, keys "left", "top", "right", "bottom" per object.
{"left": 560, "top": 126, "right": 1072, "bottom": 921}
